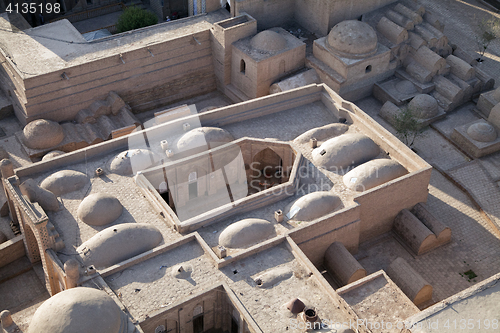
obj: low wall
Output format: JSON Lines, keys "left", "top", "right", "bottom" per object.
{"left": 288, "top": 204, "right": 361, "bottom": 266}
{"left": 0, "top": 235, "right": 25, "bottom": 268}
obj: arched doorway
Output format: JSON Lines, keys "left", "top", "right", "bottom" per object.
{"left": 251, "top": 148, "right": 282, "bottom": 191}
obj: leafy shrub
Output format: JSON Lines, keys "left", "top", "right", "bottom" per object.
{"left": 116, "top": 6, "right": 158, "bottom": 33}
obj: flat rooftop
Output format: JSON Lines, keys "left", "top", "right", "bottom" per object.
{"left": 0, "top": 10, "right": 230, "bottom": 78}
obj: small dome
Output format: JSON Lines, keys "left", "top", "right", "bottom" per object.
{"left": 28, "top": 287, "right": 123, "bottom": 333}
{"left": 312, "top": 133, "right": 380, "bottom": 169}
{"left": 77, "top": 223, "right": 162, "bottom": 268}
{"left": 408, "top": 94, "right": 439, "bottom": 119}
{"left": 23, "top": 119, "right": 64, "bottom": 149}
{"left": 42, "top": 150, "right": 65, "bottom": 161}
{"left": 77, "top": 193, "right": 123, "bottom": 226}
{"left": 327, "top": 20, "right": 377, "bottom": 58}
{"left": 467, "top": 122, "right": 497, "bottom": 142}
{"left": 109, "top": 149, "right": 159, "bottom": 176}
{"left": 395, "top": 80, "right": 417, "bottom": 95}
{"left": 285, "top": 191, "right": 342, "bottom": 221}
{"left": 177, "top": 127, "right": 234, "bottom": 152}
{"left": 40, "top": 170, "right": 89, "bottom": 196}
{"left": 343, "top": 159, "right": 408, "bottom": 192}
{"left": 250, "top": 30, "right": 287, "bottom": 53}
{"left": 219, "top": 218, "right": 275, "bottom": 248}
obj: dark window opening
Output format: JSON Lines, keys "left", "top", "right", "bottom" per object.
{"left": 193, "top": 315, "right": 204, "bottom": 333}
{"left": 189, "top": 182, "right": 198, "bottom": 200}
{"left": 225, "top": 1, "right": 230, "bottom": 12}
{"left": 240, "top": 59, "right": 246, "bottom": 74}
{"left": 365, "top": 65, "right": 372, "bottom": 73}
{"left": 231, "top": 317, "right": 239, "bottom": 333}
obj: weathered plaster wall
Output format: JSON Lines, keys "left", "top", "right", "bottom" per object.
{"left": 233, "top": 0, "right": 294, "bottom": 30}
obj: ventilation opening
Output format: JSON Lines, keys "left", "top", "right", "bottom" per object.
{"left": 320, "top": 149, "right": 326, "bottom": 156}
{"left": 240, "top": 59, "right": 246, "bottom": 74}
{"left": 365, "top": 65, "right": 372, "bottom": 73}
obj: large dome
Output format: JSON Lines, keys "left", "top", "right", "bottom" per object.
{"left": 250, "top": 30, "right": 287, "bottom": 53}
{"left": 327, "top": 20, "right": 378, "bottom": 58}
{"left": 28, "top": 287, "right": 123, "bottom": 333}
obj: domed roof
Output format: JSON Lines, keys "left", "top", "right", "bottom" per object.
{"left": 28, "top": 287, "right": 123, "bottom": 333}
{"left": 177, "top": 127, "right": 234, "bottom": 152}
{"left": 219, "top": 218, "right": 275, "bottom": 248}
{"left": 467, "top": 121, "right": 497, "bottom": 142}
{"left": 23, "top": 119, "right": 64, "bottom": 149}
{"left": 408, "top": 94, "right": 439, "bottom": 119}
{"left": 77, "top": 193, "right": 123, "bottom": 226}
{"left": 109, "top": 149, "right": 159, "bottom": 176}
{"left": 77, "top": 223, "right": 162, "bottom": 269}
{"left": 285, "top": 191, "right": 342, "bottom": 222}
{"left": 250, "top": 30, "right": 287, "bottom": 53}
{"left": 327, "top": 20, "right": 378, "bottom": 58}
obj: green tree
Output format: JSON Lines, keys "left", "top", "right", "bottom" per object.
{"left": 116, "top": 6, "right": 158, "bottom": 33}
{"left": 393, "top": 106, "right": 422, "bottom": 147}
{"left": 476, "top": 17, "right": 500, "bottom": 62}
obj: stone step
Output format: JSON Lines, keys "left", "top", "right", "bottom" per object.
{"left": 95, "top": 114, "right": 118, "bottom": 140}
{"left": 60, "top": 122, "right": 88, "bottom": 146}
{"left": 112, "top": 107, "right": 140, "bottom": 129}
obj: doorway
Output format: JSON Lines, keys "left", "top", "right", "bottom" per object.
{"left": 193, "top": 315, "right": 204, "bottom": 333}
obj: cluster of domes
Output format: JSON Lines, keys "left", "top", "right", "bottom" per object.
{"left": 326, "top": 20, "right": 378, "bottom": 58}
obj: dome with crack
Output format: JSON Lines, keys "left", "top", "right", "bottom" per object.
{"left": 285, "top": 191, "right": 342, "bottom": 222}
{"left": 77, "top": 193, "right": 123, "bottom": 226}
{"left": 312, "top": 133, "right": 380, "bottom": 169}
{"left": 22, "top": 119, "right": 64, "bottom": 149}
{"left": 327, "top": 20, "right": 378, "bottom": 58}
{"left": 28, "top": 287, "right": 128, "bottom": 333}
{"left": 250, "top": 30, "right": 287, "bottom": 53}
